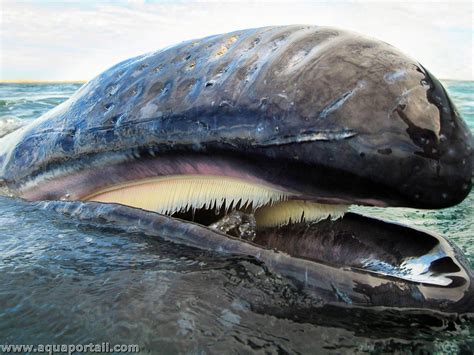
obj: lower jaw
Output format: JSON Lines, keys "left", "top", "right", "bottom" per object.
{"left": 35, "top": 197, "right": 473, "bottom": 312}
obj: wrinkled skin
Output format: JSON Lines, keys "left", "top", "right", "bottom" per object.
{"left": 0, "top": 25, "right": 472, "bottom": 313}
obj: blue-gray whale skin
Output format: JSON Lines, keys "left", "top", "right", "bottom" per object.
{"left": 0, "top": 25, "right": 472, "bottom": 313}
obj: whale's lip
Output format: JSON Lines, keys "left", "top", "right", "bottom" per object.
{"left": 16, "top": 151, "right": 408, "bottom": 209}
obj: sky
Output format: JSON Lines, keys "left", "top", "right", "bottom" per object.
{"left": 0, "top": 0, "right": 472, "bottom": 81}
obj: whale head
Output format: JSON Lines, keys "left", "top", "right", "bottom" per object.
{"left": 0, "top": 25, "right": 472, "bottom": 312}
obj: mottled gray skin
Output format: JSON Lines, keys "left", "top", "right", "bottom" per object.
{"left": 0, "top": 25, "right": 471, "bottom": 208}
{"left": 0, "top": 26, "right": 472, "bottom": 312}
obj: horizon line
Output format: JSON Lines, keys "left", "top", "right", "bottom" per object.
{"left": 0, "top": 80, "right": 87, "bottom": 84}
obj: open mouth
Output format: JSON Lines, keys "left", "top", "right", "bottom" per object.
{"left": 39, "top": 153, "right": 464, "bottom": 291}
{"left": 14, "top": 149, "right": 470, "bottom": 296}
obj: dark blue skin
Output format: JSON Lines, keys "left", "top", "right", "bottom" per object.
{"left": 0, "top": 25, "right": 472, "bottom": 313}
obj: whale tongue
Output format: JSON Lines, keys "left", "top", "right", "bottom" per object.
{"left": 206, "top": 209, "right": 459, "bottom": 287}
{"left": 253, "top": 213, "right": 461, "bottom": 286}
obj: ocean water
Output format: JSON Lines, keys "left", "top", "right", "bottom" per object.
{"left": 0, "top": 82, "right": 472, "bottom": 353}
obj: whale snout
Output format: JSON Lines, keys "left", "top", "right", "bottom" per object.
{"left": 274, "top": 61, "right": 473, "bottom": 210}
{"left": 398, "top": 69, "right": 473, "bottom": 209}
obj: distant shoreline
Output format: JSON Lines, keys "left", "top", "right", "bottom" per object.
{"left": 0, "top": 80, "right": 87, "bottom": 84}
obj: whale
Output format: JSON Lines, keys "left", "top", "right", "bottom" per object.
{"left": 0, "top": 25, "right": 472, "bottom": 313}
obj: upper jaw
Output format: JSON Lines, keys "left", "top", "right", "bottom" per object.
{"left": 6, "top": 137, "right": 466, "bottom": 211}
{"left": 14, "top": 151, "right": 403, "bottom": 209}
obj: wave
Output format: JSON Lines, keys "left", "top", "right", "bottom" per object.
{"left": 0, "top": 115, "right": 30, "bottom": 138}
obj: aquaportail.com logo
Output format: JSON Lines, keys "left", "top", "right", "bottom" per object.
{"left": 1, "top": 343, "right": 140, "bottom": 354}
